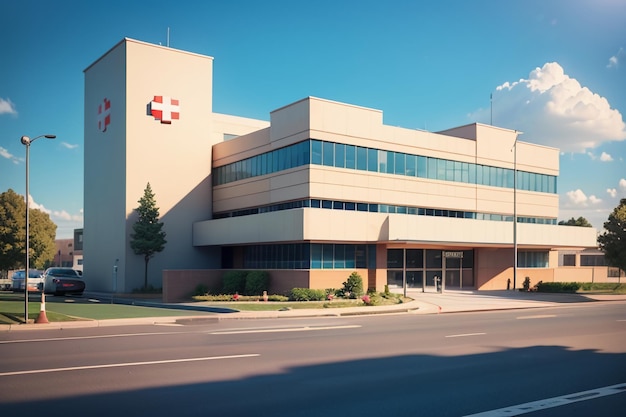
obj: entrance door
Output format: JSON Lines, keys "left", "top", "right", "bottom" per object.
{"left": 425, "top": 270, "right": 442, "bottom": 293}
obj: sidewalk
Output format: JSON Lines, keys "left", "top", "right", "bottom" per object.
{"left": 2, "top": 290, "right": 625, "bottom": 331}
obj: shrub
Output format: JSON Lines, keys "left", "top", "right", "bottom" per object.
{"left": 522, "top": 276, "right": 531, "bottom": 291}
{"left": 244, "top": 270, "right": 269, "bottom": 296}
{"left": 222, "top": 271, "right": 247, "bottom": 294}
{"left": 194, "top": 284, "right": 209, "bottom": 296}
{"left": 341, "top": 272, "right": 364, "bottom": 299}
{"left": 290, "top": 288, "right": 326, "bottom": 301}
{"left": 535, "top": 282, "right": 581, "bottom": 293}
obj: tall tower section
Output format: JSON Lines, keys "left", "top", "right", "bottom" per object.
{"left": 84, "top": 38, "right": 216, "bottom": 291}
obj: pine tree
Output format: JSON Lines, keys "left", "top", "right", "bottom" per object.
{"left": 130, "top": 183, "right": 167, "bottom": 289}
{"left": 598, "top": 198, "right": 626, "bottom": 276}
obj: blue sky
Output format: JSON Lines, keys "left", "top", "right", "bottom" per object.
{"left": 1, "top": 0, "right": 625, "bottom": 238}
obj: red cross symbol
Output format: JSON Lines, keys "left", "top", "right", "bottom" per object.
{"left": 150, "top": 96, "right": 180, "bottom": 124}
{"left": 98, "top": 98, "right": 111, "bottom": 132}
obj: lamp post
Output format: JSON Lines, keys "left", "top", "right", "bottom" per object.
{"left": 20, "top": 134, "right": 56, "bottom": 323}
{"left": 511, "top": 131, "right": 522, "bottom": 290}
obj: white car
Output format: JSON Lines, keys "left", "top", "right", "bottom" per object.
{"left": 11, "top": 269, "right": 44, "bottom": 291}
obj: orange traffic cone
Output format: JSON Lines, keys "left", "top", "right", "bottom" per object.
{"left": 35, "top": 293, "right": 49, "bottom": 324}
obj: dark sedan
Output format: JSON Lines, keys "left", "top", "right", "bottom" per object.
{"left": 42, "top": 267, "right": 85, "bottom": 296}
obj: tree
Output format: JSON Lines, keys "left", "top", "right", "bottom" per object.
{"left": 558, "top": 216, "right": 593, "bottom": 227}
{"left": 0, "top": 189, "right": 57, "bottom": 271}
{"left": 597, "top": 198, "right": 626, "bottom": 275}
{"left": 130, "top": 183, "right": 167, "bottom": 289}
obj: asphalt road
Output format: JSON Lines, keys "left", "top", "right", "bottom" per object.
{"left": 1, "top": 301, "right": 624, "bottom": 417}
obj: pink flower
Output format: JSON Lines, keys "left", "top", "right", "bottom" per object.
{"left": 327, "top": 294, "right": 334, "bottom": 301}
{"left": 362, "top": 295, "right": 371, "bottom": 304}
{"left": 233, "top": 293, "right": 240, "bottom": 301}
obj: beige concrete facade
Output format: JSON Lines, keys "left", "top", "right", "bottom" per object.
{"left": 84, "top": 39, "right": 266, "bottom": 291}
{"left": 86, "top": 39, "right": 599, "bottom": 298}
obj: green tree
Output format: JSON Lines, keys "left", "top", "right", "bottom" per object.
{"left": 130, "top": 183, "right": 167, "bottom": 289}
{"left": 558, "top": 216, "right": 593, "bottom": 227}
{"left": 0, "top": 189, "right": 57, "bottom": 271}
{"left": 598, "top": 198, "right": 626, "bottom": 275}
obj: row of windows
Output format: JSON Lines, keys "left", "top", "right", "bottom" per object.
{"left": 213, "top": 139, "right": 557, "bottom": 194}
{"left": 387, "top": 249, "right": 475, "bottom": 269}
{"left": 213, "top": 198, "right": 558, "bottom": 225}
{"left": 239, "top": 246, "right": 548, "bottom": 270}
{"left": 562, "top": 254, "right": 609, "bottom": 267}
{"left": 387, "top": 249, "right": 547, "bottom": 269}
{"left": 242, "top": 243, "right": 377, "bottom": 270}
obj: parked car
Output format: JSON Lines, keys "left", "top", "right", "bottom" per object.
{"left": 42, "top": 267, "right": 85, "bottom": 296}
{"left": 11, "top": 269, "right": 44, "bottom": 291}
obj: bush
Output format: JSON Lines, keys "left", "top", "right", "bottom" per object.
{"left": 535, "top": 282, "right": 581, "bottom": 293}
{"left": 290, "top": 288, "right": 326, "bottom": 301}
{"left": 244, "top": 271, "right": 269, "bottom": 296}
{"left": 194, "top": 284, "right": 209, "bottom": 296}
{"left": 340, "top": 272, "right": 364, "bottom": 299}
{"left": 222, "top": 271, "right": 247, "bottom": 294}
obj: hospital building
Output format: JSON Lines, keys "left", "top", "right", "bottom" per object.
{"left": 83, "top": 38, "right": 598, "bottom": 301}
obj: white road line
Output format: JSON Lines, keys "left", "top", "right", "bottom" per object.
{"left": 463, "top": 382, "right": 626, "bottom": 416}
{"left": 0, "top": 332, "right": 178, "bottom": 344}
{"left": 516, "top": 314, "right": 557, "bottom": 320}
{"left": 445, "top": 332, "right": 486, "bottom": 338}
{"left": 0, "top": 354, "right": 260, "bottom": 377}
{"left": 210, "top": 324, "right": 361, "bottom": 335}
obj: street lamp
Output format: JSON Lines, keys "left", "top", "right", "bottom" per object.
{"left": 20, "top": 134, "right": 56, "bottom": 323}
{"left": 511, "top": 131, "right": 522, "bottom": 290}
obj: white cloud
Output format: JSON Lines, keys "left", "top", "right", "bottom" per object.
{"left": 566, "top": 189, "right": 601, "bottom": 206}
{"left": 0, "top": 146, "right": 22, "bottom": 164}
{"left": 51, "top": 209, "right": 84, "bottom": 222}
{"left": 600, "top": 152, "right": 613, "bottom": 161}
{"left": 28, "top": 195, "right": 51, "bottom": 214}
{"left": 61, "top": 142, "right": 79, "bottom": 150}
{"left": 607, "top": 188, "right": 617, "bottom": 198}
{"left": 0, "top": 97, "right": 17, "bottom": 115}
{"left": 607, "top": 47, "right": 625, "bottom": 69}
{"left": 589, "top": 195, "right": 602, "bottom": 204}
{"left": 620, "top": 178, "right": 626, "bottom": 193}
{"left": 470, "top": 62, "right": 626, "bottom": 153}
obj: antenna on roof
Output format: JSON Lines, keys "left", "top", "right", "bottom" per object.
{"left": 167, "top": 27, "right": 170, "bottom": 47}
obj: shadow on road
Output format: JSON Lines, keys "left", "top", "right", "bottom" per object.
{"left": 2, "top": 345, "right": 624, "bottom": 417}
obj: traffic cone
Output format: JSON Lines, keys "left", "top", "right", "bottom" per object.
{"left": 35, "top": 293, "right": 49, "bottom": 324}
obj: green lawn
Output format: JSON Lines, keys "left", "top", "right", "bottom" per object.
{"left": 0, "top": 293, "right": 214, "bottom": 324}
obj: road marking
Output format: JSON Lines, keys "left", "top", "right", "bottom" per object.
{"left": 209, "top": 324, "right": 361, "bottom": 335}
{"left": 516, "top": 314, "right": 557, "bottom": 320}
{"left": 445, "top": 332, "right": 486, "bottom": 338}
{"left": 0, "top": 332, "right": 187, "bottom": 344}
{"left": 0, "top": 354, "right": 260, "bottom": 377}
{"left": 463, "top": 382, "right": 626, "bottom": 416}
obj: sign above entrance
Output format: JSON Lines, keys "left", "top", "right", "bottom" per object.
{"left": 443, "top": 251, "right": 464, "bottom": 258}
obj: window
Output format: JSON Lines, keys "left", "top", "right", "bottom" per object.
{"left": 345, "top": 145, "right": 356, "bottom": 169}
{"left": 356, "top": 146, "right": 367, "bottom": 170}
{"left": 323, "top": 141, "right": 334, "bottom": 166}
{"left": 580, "top": 255, "right": 607, "bottom": 267}
{"left": 387, "top": 249, "right": 404, "bottom": 268}
{"left": 311, "top": 140, "right": 322, "bottom": 165}
{"left": 518, "top": 251, "right": 548, "bottom": 268}
{"left": 335, "top": 143, "right": 345, "bottom": 168}
{"left": 367, "top": 148, "right": 378, "bottom": 172}
{"left": 406, "top": 154, "right": 416, "bottom": 176}
{"left": 395, "top": 152, "right": 405, "bottom": 175}
{"left": 562, "top": 254, "right": 576, "bottom": 266}
{"left": 406, "top": 249, "right": 423, "bottom": 268}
